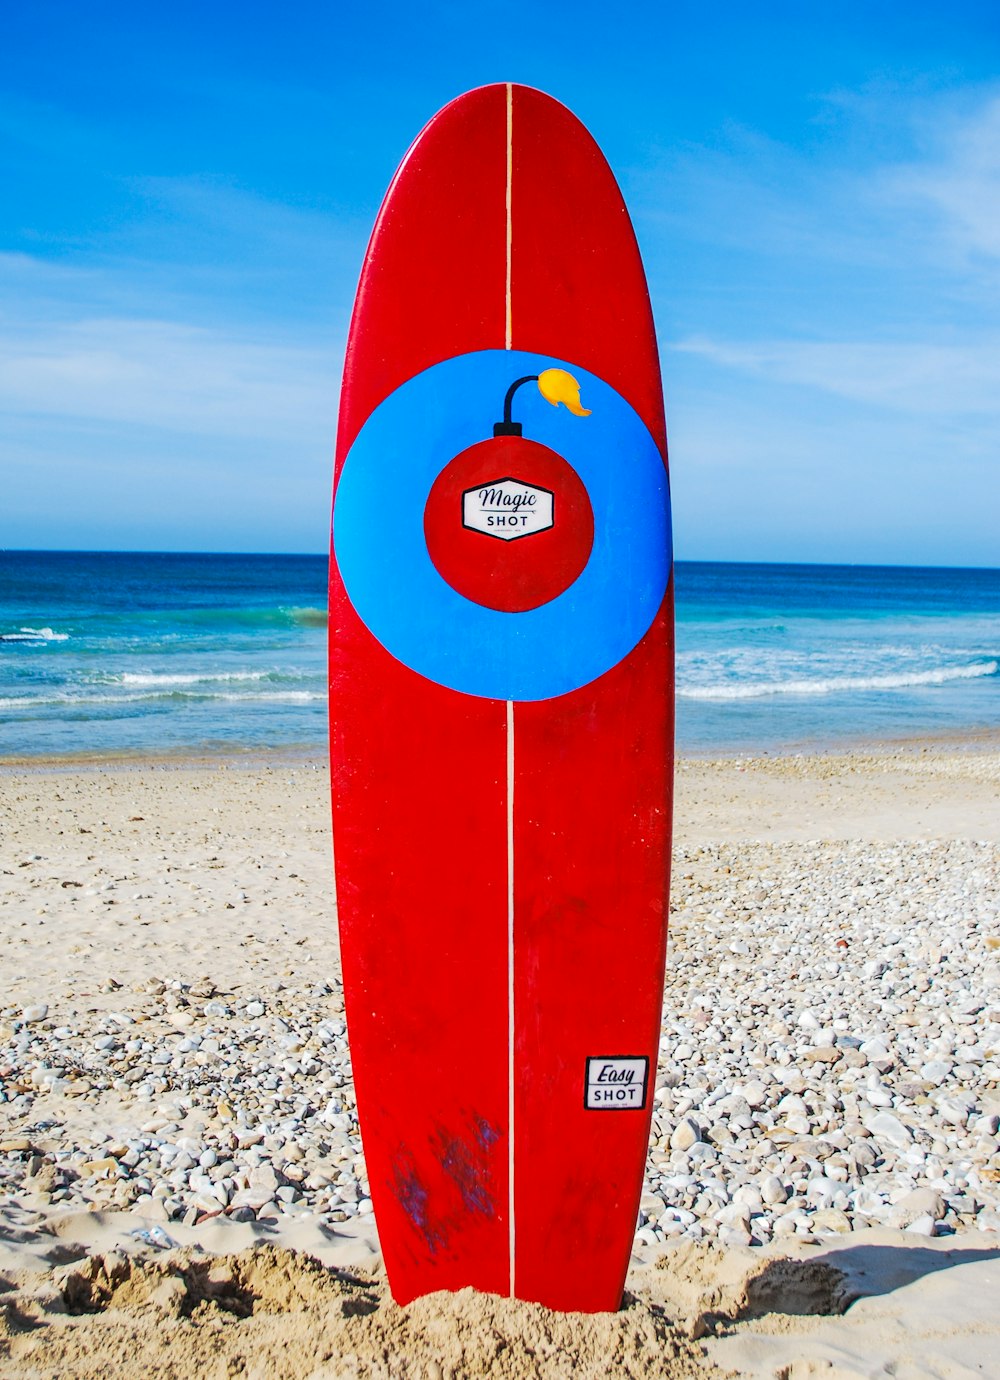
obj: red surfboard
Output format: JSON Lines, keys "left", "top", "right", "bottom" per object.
{"left": 329, "top": 83, "right": 673, "bottom": 1313}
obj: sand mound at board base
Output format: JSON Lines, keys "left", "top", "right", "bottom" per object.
{"left": 3, "top": 1225, "right": 999, "bottom": 1377}
{"left": 0, "top": 1241, "right": 714, "bottom": 1379}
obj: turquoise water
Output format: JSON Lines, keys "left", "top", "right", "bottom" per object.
{"left": 1, "top": 552, "right": 997, "bottom": 757}
{"left": 0, "top": 552, "right": 327, "bottom": 758}
{"left": 675, "top": 562, "right": 999, "bottom": 751}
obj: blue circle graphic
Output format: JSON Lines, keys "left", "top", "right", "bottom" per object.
{"left": 333, "top": 349, "right": 671, "bottom": 702}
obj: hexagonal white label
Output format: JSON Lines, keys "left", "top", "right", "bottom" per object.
{"left": 462, "top": 477, "right": 554, "bottom": 541}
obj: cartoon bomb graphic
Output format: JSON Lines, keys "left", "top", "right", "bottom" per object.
{"left": 423, "top": 369, "right": 595, "bottom": 613}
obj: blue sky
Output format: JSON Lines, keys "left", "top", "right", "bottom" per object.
{"left": 2, "top": 1, "right": 998, "bottom": 563}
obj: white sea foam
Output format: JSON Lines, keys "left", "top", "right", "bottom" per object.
{"left": 117, "top": 670, "right": 271, "bottom": 687}
{"left": 679, "top": 659, "right": 999, "bottom": 701}
{"left": 0, "top": 688, "right": 324, "bottom": 710}
{"left": 0, "top": 693, "right": 154, "bottom": 709}
{"left": 0, "top": 626, "right": 69, "bottom": 643}
{"left": 213, "top": 691, "right": 322, "bottom": 703}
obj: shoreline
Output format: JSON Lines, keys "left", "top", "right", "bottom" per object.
{"left": 3, "top": 721, "right": 1000, "bottom": 773}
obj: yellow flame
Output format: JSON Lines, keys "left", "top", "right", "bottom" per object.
{"left": 537, "top": 368, "right": 591, "bottom": 417}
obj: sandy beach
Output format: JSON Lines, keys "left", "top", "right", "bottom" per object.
{"left": 2, "top": 742, "right": 999, "bottom": 1377}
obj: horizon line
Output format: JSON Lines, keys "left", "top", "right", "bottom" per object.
{"left": 2, "top": 548, "right": 999, "bottom": 576}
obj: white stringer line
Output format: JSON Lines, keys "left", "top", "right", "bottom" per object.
{"left": 505, "top": 83, "right": 513, "bottom": 351}
{"left": 505, "top": 81, "right": 516, "bottom": 1302}
{"left": 506, "top": 697, "right": 515, "bottom": 1297}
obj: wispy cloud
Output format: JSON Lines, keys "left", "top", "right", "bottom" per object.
{"left": 672, "top": 335, "right": 1000, "bottom": 416}
{"left": 644, "top": 85, "right": 1000, "bottom": 442}
{"left": 110, "top": 175, "right": 366, "bottom": 287}
{"left": 636, "top": 83, "right": 1000, "bottom": 338}
{"left": 644, "top": 84, "right": 1000, "bottom": 563}
{"left": 634, "top": 127, "right": 890, "bottom": 272}
{"left": 0, "top": 311, "right": 339, "bottom": 441}
{"left": 887, "top": 94, "right": 1000, "bottom": 268}
{"left": 0, "top": 239, "right": 344, "bottom": 443}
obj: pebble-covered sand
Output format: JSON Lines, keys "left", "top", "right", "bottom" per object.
{"left": 1, "top": 745, "right": 999, "bottom": 1377}
{"left": 646, "top": 833, "right": 1000, "bottom": 1250}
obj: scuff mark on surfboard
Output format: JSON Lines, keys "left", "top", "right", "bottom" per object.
{"left": 433, "top": 1119, "right": 498, "bottom": 1217}
{"left": 392, "top": 1152, "right": 446, "bottom": 1253}
{"left": 474, "top": 1115, "right": 501, "bottom": 1152}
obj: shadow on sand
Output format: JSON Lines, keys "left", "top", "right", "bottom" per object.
{"left": 742, "top": 1239, "right": 1000, "bottom": 1320}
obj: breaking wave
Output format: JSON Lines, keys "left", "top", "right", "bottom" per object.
{"left": 117, "top": 670, "right": 273, "bottom": 687}
{"left": 0, "top": 627, "right": 69, "bottom": 643}
{"left": 678, "top": 659, "right": 999, "bottom": 701}
{"left": 0, "top": 688, "right": 324, "bottom": 711}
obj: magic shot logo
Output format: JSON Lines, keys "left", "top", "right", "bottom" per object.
{"left": 462, "top": 477, "right": 554, "bottom": 540}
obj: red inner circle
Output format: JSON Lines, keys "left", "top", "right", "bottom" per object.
{"left": 424, "top": 436, "right": 594, "bottom": 613}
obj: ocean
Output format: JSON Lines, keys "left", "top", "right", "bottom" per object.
{"left": 1, "top": 551, "right": 997, "bottom": 758}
